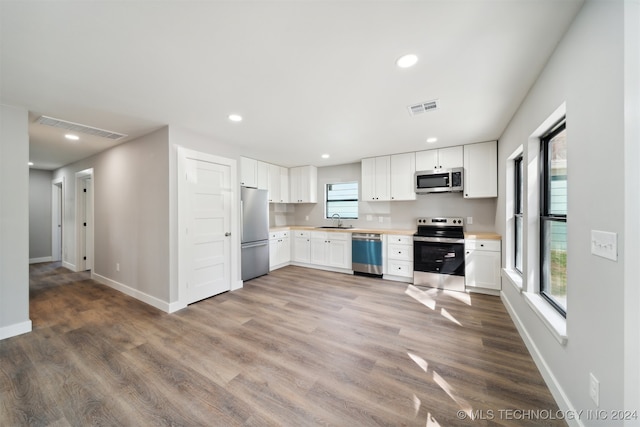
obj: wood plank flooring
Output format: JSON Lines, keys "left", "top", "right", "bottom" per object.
{"left": 0, "top": 263, "right": 566, "bottom": 426}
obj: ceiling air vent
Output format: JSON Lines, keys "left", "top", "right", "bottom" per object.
{"left": 36, "top": 115, "right": 127, "bottom": 140}
{"left": 407, "top": 99, "right": 439, "bottom": 116}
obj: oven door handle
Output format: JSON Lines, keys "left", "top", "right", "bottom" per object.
{"left": 413, "top": 236, "right": 465, "bottom": 244}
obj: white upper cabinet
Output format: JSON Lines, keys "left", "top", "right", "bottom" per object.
{"left": 279, "top": 166, "right": 289, "bottom": 203}
{"left": 390, "top": 152, "right": 416, "bottom": 201}
{"left": 257, "top": 161, "right": 269, "bottom": 190}
{"left": 415, "top": 149, "right": 438, "bottom": 171}
{"left": 267, "top": 163, "right": 281, "bottom": 203}
{"left": 361, "top": 156, "right": 390, "bottom": 201}
{"left": 463, "top": 140, "right": 497, "bottom": 198}
{"left": 240, "top": 156, "right": 258, "bottom": 188}
{"left": 289, "top": 165, "right": 317, "bottom": 203}
{"left": 415, "top": 146, "right": 463, "bottom": 171}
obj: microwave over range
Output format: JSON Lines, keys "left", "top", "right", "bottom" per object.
{"left": 415, "top": 167, "right": 463, "bottom": 194}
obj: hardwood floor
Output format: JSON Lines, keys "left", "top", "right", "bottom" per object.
{"left": 0, "top": 263, "right": 565, "bottom": 426}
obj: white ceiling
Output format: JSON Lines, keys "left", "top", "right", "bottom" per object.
{"left": 1, "top": 0, "right": 584, "bottom": 170}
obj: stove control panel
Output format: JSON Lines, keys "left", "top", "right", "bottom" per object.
{"left": 416, "top": 217, "right": 464, "bottom": 226}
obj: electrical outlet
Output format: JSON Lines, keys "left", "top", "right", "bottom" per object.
{"left": 467, "top": 217, "right": 473, "bottom": 225}
{"left": 379, "top": 216, "right": 384, "bottom": 223}
{"left": 305, "top": 216, "right": 309, "bottom": 221}
{"left": 366, "top": 215, "right": 373, "bottom": 221}
{"left": 116, "top": 263, "right": 120, "bottom": 272}
{"left": 589, "top": 373, "right": 600, "bottom": 406}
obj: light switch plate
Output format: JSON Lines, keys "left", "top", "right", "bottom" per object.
{"left": 591, "top": 230, "right": 617, "bottom": 261}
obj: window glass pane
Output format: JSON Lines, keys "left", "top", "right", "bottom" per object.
{"left": 326, "top": 182, "right": 358, "bottom": 219}
{"left": 514, "top": 156, "right": 523, "bottom": 274}
{"left": 516, "top": 157, "right": 524, "bottom": 214}
{"left": 515, "top": 215, "right": 523, "bottom": 273}
{"left": 541, "top": 219, "right": 567, "bottom": 312}
{"left": 548, "top": 128, "right": 567, "bottom": 216}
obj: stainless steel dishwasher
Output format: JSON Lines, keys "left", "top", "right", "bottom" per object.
{"left": 352, "top": 233, "right": 383, "bottom": 276}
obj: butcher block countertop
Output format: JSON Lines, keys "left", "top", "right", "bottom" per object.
{"left": 270, "top": 226, "right": 416, "bottom": 236}
{"left": 464, "top": 232, "right": 502, "bottom": 240}
{"left": 271, "top": 226, "right": 501, "bottom": 240}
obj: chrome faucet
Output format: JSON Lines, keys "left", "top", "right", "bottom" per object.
{"left": 331, "top": 213, "right": 342, "bottom": 227}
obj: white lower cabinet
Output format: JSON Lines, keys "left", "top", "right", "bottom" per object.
{"left": 465, "top": 239, "right": 501, "bottom": 292}
{"left": 269, "top": 230, "right": 290, "bottom": 271}
{"left": 292, "top": 230, "right": 311, "bottom": 263}
{"left": 385, "top": 234, "right": 413, "bottom": 282}
{"left": 310, "top": 231, "right": 352, "bottom": 270}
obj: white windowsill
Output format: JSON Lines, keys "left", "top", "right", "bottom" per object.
{"left": 523, "top": 292, "right": 568, "bottom": 345}
{"left": 502, "top": 268, "right": 523, "bottom": 292}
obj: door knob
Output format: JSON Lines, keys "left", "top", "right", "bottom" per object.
{"left": 225, "top": 232, "right": 231, "bottom": 237}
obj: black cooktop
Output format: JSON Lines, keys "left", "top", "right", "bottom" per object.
{"left": 414, "top": 217, "right": 464, "bottom": 238}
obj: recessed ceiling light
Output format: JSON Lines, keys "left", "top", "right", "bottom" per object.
{"left": 65, "top": 134, "right": 79, "bottom": 140}
{"left": 321, "top": 154, "right": 330, "bottom": 159}
{"left": 396, "top": 54, "right": 418, "bottom": 68}
{"left": 28, "top": 162, "right": 34, "bottom": 166}
{"left": 228, "top": 114, "right": 243, "bottom": 122}
{"left": 426, "top": 137, "right": 438, "bottom": 144}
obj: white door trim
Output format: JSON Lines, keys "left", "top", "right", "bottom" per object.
{"left": 176, "top": 146, "right": 239, "bottom": 311}
{"left": 51, "top": 176, "right": 64, "bottom": 262}
{"left": 75, "top": 168, "right": 94, "bottom": 272}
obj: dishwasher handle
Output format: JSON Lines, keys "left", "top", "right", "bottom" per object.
{"left": 352, "top": 233, "right": 382, "bottom": 241}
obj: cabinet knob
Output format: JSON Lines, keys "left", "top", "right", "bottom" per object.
{"left": 398, "top": 251, "right": 401, "bottom": 254}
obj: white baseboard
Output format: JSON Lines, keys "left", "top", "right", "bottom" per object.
{"left": 29, "top": 256, "right": 53, "bottom": 264}
{"left": 289, "top": 261, "right": 353, "bottom": 275}
{"left": 382, "top": 274, "right": 413, "bottom": 283}
{"left": 231, "top": 279, "right": 243, "bottom": 291}
{"left": 167, "top": 301, "right": 187, "bottom": 313}
{"left": 92, "top": 272, "right": 172, "bottom": 313}
{"left": 0, "top": 320, "right": 32, "bottom": 340}
{"left": 62, "top": 261, "right": 75, "bottom": 271}
{"left": 500, "top": 292, "right": 583, "bottom": 427}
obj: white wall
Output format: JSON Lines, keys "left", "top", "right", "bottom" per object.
{"left": 291, "top": 162, "right": 497, "bottom": 231}
{"left": 29, "top": 168, "right": 53, "bottom": 261}
{"left": 0, "top": 104, "right": 31, "bottom": 339}
{"left": 496, "top": 1, "right": 628, "bottom": 424}
{"left": 623, "top": 0, "right": 640, "bottom": 421}
{"left": 53, "top": 127, "right": 171, "bottom": 307}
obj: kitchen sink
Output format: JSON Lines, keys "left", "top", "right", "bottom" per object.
{"left": 315, "top": 226, "right": 354, "bottom": 229}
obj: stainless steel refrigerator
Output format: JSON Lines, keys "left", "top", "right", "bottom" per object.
{"left": 241, "top": 187, "right": 270, "bottom": 281}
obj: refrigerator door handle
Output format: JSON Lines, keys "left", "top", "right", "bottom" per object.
{"left": 241, "top": 241, "right": 268, "bottom": 248}
{"left": 225, "top": 232, "right": 231, "bottom": 237}
{"left": 240, "top": 200, "right": 244, "bottom": 242}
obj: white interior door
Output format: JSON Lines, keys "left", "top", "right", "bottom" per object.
{"left": 186, "top": 158, "right": 231, "bottom": 304}
{"left": 83, "top": 177, "right": 94, "bottom": 271}
{"left": 52, "top": 181, "right": 63, "bottom": 262}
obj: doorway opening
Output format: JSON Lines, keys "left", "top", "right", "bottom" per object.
{"left": 51, "top": 177, "right": 64, "bottom": 263}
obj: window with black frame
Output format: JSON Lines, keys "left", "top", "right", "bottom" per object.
{"left": 540, "top": 120, "right": 567, "bottom": 316}
{"left": 514, "top": 155, "right": 524, "bottom": 274}
{"left": 326, "top": 182, "right": 358, "bottom": 219}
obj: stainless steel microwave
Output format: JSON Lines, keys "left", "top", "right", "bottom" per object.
{"left": 415, "top": 168, "right": 464, "bottom": 194}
